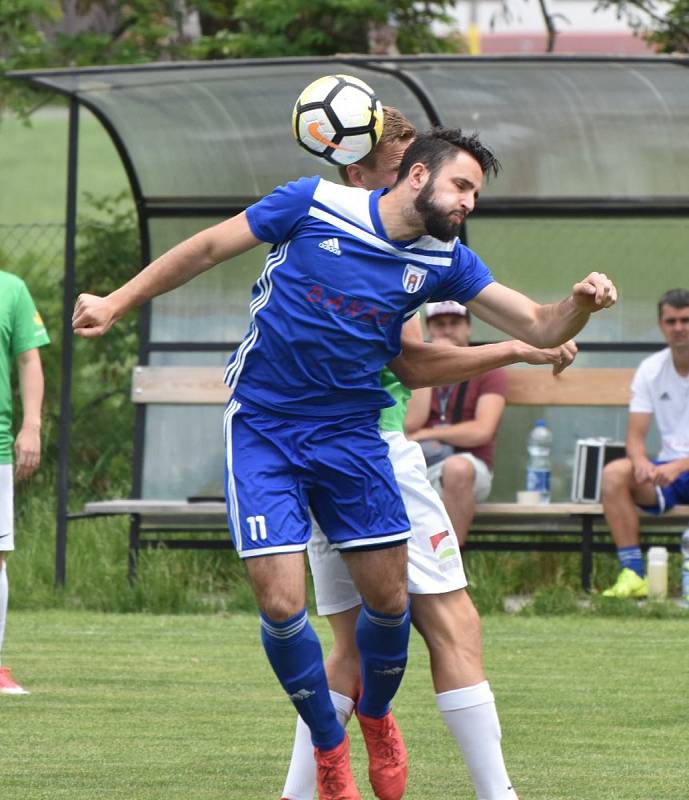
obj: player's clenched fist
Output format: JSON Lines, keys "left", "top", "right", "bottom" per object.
{"left": 72, "top": 293, "right": 118, "bottom": 338}
{"left": 571, "top": 272, "right": 617, "bottom": 312}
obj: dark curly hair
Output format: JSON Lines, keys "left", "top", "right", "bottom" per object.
{"left": 395, "top": 127, "right": 501, "bottom": 184}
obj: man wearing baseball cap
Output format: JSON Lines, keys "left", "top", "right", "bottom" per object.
{"left": 405, "top": 300, "right": 507, "bottom": 546}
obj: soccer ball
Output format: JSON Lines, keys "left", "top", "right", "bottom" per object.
{"left": 292, "top": 74, "right": 384, "bottom": 166}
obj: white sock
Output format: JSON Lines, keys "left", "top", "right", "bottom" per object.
{"left": 437, "top": 681, "right": 518, "bottom": 800}
{"left": 281, "top": 689, "right": 355, "bottom": 800}
{"left": 0, "top": 562, "right": 8, "bottom": 665}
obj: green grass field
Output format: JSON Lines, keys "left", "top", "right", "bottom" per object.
{"left": 1, "top": 106, "right": 130, "bottom": 224}
{"left": 3, "top": 610, "right": 688, "bottom": 800}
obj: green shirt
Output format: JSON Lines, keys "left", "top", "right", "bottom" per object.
{"left": 0, "top": 271, "right": 50, "bottom": 464}
{"left": 379, "top": 366, "right": 411, "bottom": 433}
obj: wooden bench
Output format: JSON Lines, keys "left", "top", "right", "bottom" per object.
{"left": 78, "top": 365, "right": 689, "bottom": 588}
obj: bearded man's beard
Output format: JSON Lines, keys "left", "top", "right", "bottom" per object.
{"left": 414, "top": 180, "right": 462, "bottom": 242}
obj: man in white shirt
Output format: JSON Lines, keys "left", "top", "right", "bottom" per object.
{"left": 601, "top": 288, "right": 689, "bottom": 598}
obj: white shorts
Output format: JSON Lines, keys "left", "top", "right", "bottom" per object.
{"left": 427, "top": 451, "right": 493, "bottom": 503}
{"left": 308, "top": 430, "right": 466, "bottom": 616}
{"left": 0, "top": 464, "right": 14, "bottom": 552}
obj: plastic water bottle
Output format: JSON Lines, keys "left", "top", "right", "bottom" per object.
{"left": 526, "top": 419, "right": 552, "bottom": 504}
{"left": 646, "top": 547, "right": 668, "bottom": 600}
{"left": 681, "top": 528, "right": 689, "bottom": 607}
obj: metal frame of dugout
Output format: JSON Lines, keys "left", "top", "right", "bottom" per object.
{"left": 7, "top": 54, "right": 689, "bottom": 586}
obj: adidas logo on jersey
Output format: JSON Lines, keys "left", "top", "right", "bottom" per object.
{"left": 318, "top": 237, "right": 341, "bottom": 255}
{"left": 659, "top": 392, "right": 671, "bottom": 400}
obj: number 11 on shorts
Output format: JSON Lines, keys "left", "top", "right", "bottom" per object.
{"left": 247, "top": 515, "right": 267, "bottom": 541}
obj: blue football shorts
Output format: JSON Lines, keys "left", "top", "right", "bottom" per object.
{"left": 638, "top": 459, "right": 689, "bottom": 515}
{"left": 222, "top": 398, "right": 411, "bottom": 558}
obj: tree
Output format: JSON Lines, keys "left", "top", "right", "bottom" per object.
{"left": 494, "top": 0, "right": 689, "bottom": 54}
{"left": 595, "top": 0, "right": 689, "bottom": 53}
{"left": 1, "top": 0, "right": 197, "bottom": 121}
{"left": 191, "top": 0, "right": 466, "bottom": 59}
{"left": 493, "top": 0, "right": 570, "bottom": 52}
{"left": 1, "top": 0, "right": 466, "bottom": 122}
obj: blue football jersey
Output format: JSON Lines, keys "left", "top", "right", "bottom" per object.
{"left": 225, "top": 176, "right": 494, "bottom": 417}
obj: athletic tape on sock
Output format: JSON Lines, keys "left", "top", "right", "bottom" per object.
{"left": 436, "top": 680, "right": 494, "bottom": 712}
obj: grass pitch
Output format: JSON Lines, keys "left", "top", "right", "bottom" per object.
{"left": 2, "top": 610, "right": 687, "bottom": 799}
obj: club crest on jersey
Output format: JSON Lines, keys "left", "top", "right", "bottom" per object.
{"left": 403, "top": 264, "right": 427, "bottom": 294}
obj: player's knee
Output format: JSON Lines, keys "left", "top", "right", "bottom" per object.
{"left": 258, "top": 594, "right": 304, "bottom": 622}
{"left": 417, "top": 592, "right": 481, "bottom": 663}
{"left": 602, "top": 458, "right": 632, "bottom": 496}
{"left": 456, "top": 592, "right": 481, "bottom": 632}
{"left": 360, "top": 575, "right": 408, "bottom": 615}
{"left": 346, "top": 544, "right": 408, "bottom": 614}
{"left": 442, "top": 456, "right": 475, "bottom": 490}
{"left": 456, "top": 598, "right": 482, "bottom": 655}
{"left": 369, "top": 585, "right": 408, "bottom": 616}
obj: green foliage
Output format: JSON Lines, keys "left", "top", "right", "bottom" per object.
{"left": 529, "top": 584, "right": 580, "bottom": 615}
{"left": 12, "top": 477, "right": 259, "bottom": 613}
{"left": 595, "top": 0, "right": 689, "bottom": 52}
{"left": 3, "top": 191, "right": 139, "bottom": 505}
{"left": 463, "top": 549, "right": 584, "bottom": 615}
{"left": 69, "top": 192, "right": 140, "bottom": 496}
{"left": 0, "top": 0, "right": 61, "bottom": 120}
{"left": 192, "top": 0, "right": 464, "bottom": 58}
{"left": 17, "top": 192, "right": 141, "bottom": 498}
{"left": 1, "top": 0, "right": 465, "bottom": 121}
{"left": 0, "top": 0, "right": 189, "bottom": 121}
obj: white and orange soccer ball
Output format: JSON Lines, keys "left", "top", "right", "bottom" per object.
{"left": 292, "top": 74, "right": 384, "bottom": 166}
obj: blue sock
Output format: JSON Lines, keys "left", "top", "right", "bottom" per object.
{"left": 260, "top": 608, "right": 343, "bottom": 750}
{"left": 618, "top": 546, "right": 644, "bottom": 577}
{"left": 356, "top": 601, "right": 410, "bottom": 719}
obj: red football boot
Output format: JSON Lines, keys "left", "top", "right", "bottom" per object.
{"left": 314, "top": 733, "right": 360, "bottom": 800}
{"left": 357, "top": 709, "right": 407, "bottom": 800}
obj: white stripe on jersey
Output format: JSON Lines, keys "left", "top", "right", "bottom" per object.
{"left": 308, "top": 206, "right": 454, "bottom": 267}
{"left": 223, "top": 398, "right": 243, "bottom": 551}
{"left": 224, "top": 241, "right": 290, "bottom": 388}
{"left": 314, "top": 179, "right": 457, "bottom": 259}
{"left": 313, "top": 180, "right": 375, "bottom": 232}
{"left": 249, "top": 240, "right": 288, "bottom": 316}
{"left": 405, "top": 235, "right": 456, "bottom": 254}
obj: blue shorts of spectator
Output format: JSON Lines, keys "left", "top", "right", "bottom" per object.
{"left": 638, "top": 460, "right": 689, "bottom": 514}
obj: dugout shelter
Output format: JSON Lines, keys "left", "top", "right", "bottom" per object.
{"left": 8, "top": 55, "right": 689, "bottom": 584}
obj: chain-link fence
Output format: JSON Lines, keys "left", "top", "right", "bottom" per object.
{"left": 0, "top": 223, "right": 65, "bottom": 288}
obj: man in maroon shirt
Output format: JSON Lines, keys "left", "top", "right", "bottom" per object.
{"left": 405, "top": 301, "right": 507, "bottom": 545}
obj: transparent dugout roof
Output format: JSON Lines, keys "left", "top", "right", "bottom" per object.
{"left": 12, "top": 57, "right": 687, "bottom": 504}
{"left": 10, "top": 55, "right": 689, "bottom": 204}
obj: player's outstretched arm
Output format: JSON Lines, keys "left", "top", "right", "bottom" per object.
{"left": 390, "top": 325, "right": 577, "bottom": 389}
{"left": 467, "top": 273, "right": 617, "bottom": 348}
{"left": 73, "top": 212, "right": 261, "bottom": 338}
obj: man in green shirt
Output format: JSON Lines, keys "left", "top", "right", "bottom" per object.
{"left": 0, "top": 270, "right": 50, "bottom": 695}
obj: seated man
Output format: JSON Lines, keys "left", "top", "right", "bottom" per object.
{"left": 602, "top": 288, "right": 689, "bottom": 598}
{"left": 405, "top": 301, "right": 507, "bottom": 545}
